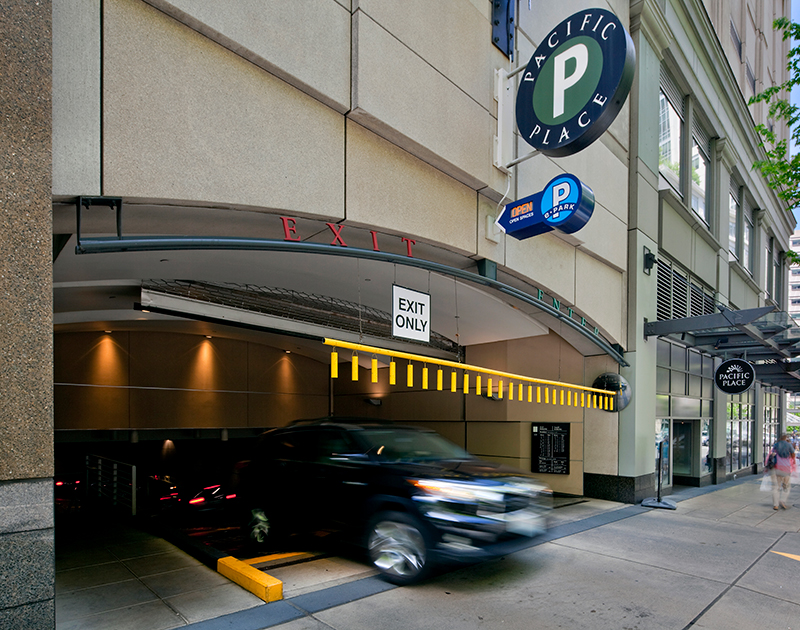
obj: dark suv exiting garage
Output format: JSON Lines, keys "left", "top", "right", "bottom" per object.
{"left": 240, "top": 418, "right": 552, "bottom": 584}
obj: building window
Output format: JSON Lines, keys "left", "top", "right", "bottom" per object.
{"left": 659, "top": 89, "right": 683, "bottom": 192}
{"left": 657, "top": 339, "right": 715, "bottom": 481}
{"left": 691, "top": 132, "right": 710, "bottom": 224}
{"left": 727, "top": 391, "right": 754, "bottom": 473}
{"left": 791, "top": 284, "right": 800, "bottom": 291}
{"left": 743, "top": 211, "right": 753, "bottom": 273}
{"left": 791, "top": 239, "right": 800, "bottom": 247}
{"left": 728, "top": 184, "right": 755, "bottom": 273}
{"left": 730, "top": 20, "right": 743, "bottom": 62}
{"left": 764, "top": 390, "right": 783, "bottom": 464}
{"left": 792, "top": 269, "right": 800, "bottom": 276}
{"left": 746, "top": 60, "right": 756, "bottom": 95}
{"left": 729, "top": 190, "right": 739, "bottom": 259}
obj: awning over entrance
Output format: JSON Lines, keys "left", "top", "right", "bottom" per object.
{"left": 644, "top": 305, "right": 800, "bottom": 392}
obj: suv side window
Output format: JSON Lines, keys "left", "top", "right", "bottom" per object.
{"left": 270, "top": 428, "right": 356, "bottom": 463}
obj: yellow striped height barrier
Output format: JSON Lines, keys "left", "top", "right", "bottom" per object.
{"left": 325, "top": 338, "right": 615, "bottom": 411}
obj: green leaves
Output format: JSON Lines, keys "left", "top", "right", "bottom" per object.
{"left": 749, "top": 18, "right": 800, "bottom": 210}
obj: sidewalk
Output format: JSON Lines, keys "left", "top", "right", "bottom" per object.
{"left": 56, "top": 474, "right": 798, "bottom": 630}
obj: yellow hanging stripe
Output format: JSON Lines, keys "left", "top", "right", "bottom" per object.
{"left": 422, "top": 366, "right": 429, "bottom": 389}
{"left": 545, "top": 388, "right": 549, "bottom": 404}
{"left": 486, "top": 377, "right": 491, "bottom": 397}
{"left": 567, "top": 391, "right": 572, "bottom": 406}
{"left": 451, "top": 371, "right": 457, "bottom": 393}
{"left": 437, "top": 369, "right": 443, "bottom": 391}
{"left": 389, "top": 360, "right": 396, "bottom": 385}
{"left": 476, "top": 375, "right": 482, "bottom": 396}
{"left": 537, "top": 387, "right": 541, "bottom": 403}
{"left": 509, "top": 382, "right": 514, "bottom": 401}
{"left": 371, "top": 357, "right": 378, "bottom": 383}
{"left": 528, "top": 385, "right": 533, "bottom": 402}
{"left": 519, "top": 383, "right": 524, "bottom": 401}
{"left": 593, "top": 394, "right": 597, "bottom": 408}
{"left": 351, "top": 353, "right": 359, "bottom": 381}
{"left": 499, "top": 381, "right": 504, "bottom": 399}
{"left": 552, "top": 388, "right": 557, "bottom": 405}
{"left": 407, "top": 363, "right": 414, "bottom": 388}
{"left": 463, "top": 373, "right": 470, "bottom": 394}
{"left": 609, "top": 396, "right": 614, "bottom": 411}
{"left": 581, "top": 392, "right": 585, "bottom": 407}
{"left": 331, "top": 351, "right": 338, "bottom": 379}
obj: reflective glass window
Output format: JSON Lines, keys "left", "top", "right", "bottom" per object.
{"left": 691, "top": 140, "right": 709, "bottom": 223}
{"left": 659, "top": 91, "right": 682, "bottom": 192}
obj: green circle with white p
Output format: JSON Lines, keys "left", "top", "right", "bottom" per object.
{"left": 533, "top": 37, "right": 603, "bottom": 125}
{"left": 515, "top": 8, "right": 635, "bottom": 158}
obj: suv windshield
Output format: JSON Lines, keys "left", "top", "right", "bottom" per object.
{"left": 357, "top": 428, "right": 474, "bottom": 463}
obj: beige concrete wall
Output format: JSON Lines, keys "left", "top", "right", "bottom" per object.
{"left": 350, "top": 1, "right": 505, "bottom": 192}
{"left": 464, "top": 334, "right": 588, "bottom": 495}
{"left": 143, "top": 0, "right": 352, "bottom": 112}
{"left": 52, "top": 0, "right": 101, "bottom": 197}
{"left": 103, "top": 0, "right": 345, "bottom": 217}
{"left": 345, "top": 121, "right": 478, "bottom": 254}
{"left": 50, "top": 0, "right": 630, "bottom": 354}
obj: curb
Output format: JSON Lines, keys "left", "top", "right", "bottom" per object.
{"left": 152, "top": 523, "right": 285, "bottom": 603}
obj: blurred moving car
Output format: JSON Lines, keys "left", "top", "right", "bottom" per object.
{"left": 240, "top": 418, "right": 552, "bottom": 584}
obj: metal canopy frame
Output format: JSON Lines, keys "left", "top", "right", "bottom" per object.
{"left": 644, "top": 305, "right": 800, "bottom": 392}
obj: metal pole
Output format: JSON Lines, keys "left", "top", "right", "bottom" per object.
{"left": 642, "top": 440, "right": 677, "bottom": 509}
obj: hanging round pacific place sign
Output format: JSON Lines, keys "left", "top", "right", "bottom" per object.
{"left": 714, "top": 359, "right": 756, "bottom": 395}
{"left": 516, "top": 8, "right": 635, "bottom": 157}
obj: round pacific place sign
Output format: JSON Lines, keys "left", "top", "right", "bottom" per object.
{"left": 714, "top": 359, "right": 756, "bottom": 395}
{"left": 516, "top": 8, "right": 636, "bottom": 157}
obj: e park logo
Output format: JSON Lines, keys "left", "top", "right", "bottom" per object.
{"left": 496, "top": 174, "right": 595, "bottom": 241}
{"left": 516, "top": 8, "right": 635, "bottom": 157}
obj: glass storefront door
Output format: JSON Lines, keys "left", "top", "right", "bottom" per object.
{"left": 673, "top": 420, "right": 693, "bottom": 476}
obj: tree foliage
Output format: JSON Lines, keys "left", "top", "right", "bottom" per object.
{"left": 750, "top": 17, "right": 800, "bottom": 263}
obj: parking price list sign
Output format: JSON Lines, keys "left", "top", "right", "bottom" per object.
{"left": 531, "top": 423, "right": 570, "bottom": 475}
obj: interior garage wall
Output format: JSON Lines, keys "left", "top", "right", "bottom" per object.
{"left": 54, "top": 331, "right": 329, "bottom": 430}
{"left": 333, "top": 331, "right": 613, "bottom": 497}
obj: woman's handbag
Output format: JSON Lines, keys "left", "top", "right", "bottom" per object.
{"left": 766, "top": 450, "right": 778, "bottom": 470}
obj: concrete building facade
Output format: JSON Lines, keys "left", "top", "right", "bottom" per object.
{"left": 1, "top": 0, "right": 797, "bottom": 626}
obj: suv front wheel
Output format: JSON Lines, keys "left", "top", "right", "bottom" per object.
{"left": 367, "top": 511, "right": 431, "bottom": 585}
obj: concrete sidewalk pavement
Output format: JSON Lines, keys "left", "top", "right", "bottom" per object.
{"left": 181, "top": 474, "right": 800, "bottom": 630}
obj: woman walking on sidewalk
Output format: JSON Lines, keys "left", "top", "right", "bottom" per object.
{"left": 766, "top": 434, "right": 796, "bottom": 510}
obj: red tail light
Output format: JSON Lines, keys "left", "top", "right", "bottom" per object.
{"left": 189, "top": 497, "right": 205, "bottom": 504}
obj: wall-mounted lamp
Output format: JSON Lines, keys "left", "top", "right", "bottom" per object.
{"left": 643, "top": 246, "right": 657, "bottom": 275}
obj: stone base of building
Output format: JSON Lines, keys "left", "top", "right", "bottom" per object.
{"left": 672, "top": 474, "right": 714, "bottom": 488}
{"left": 0, "top": 479, "right": 54, "bottom": 628}
{"left": 583, "top": 472, "right": 656, "bottom": 504}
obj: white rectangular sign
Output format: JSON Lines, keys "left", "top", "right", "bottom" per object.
{"left": 392, "top": 285, "right": 430, "bottom": 343}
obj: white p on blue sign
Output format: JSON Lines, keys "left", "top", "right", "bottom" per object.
{"left": 392, "top": 285, "right": 430, "bottom": 343}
